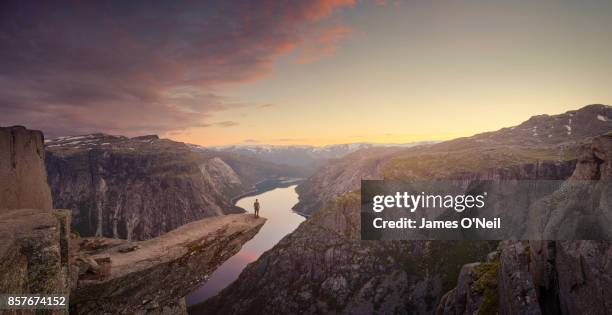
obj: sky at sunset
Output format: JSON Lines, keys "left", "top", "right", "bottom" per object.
{"left": 2, "top": 0, "right": 612, "bottom": 146}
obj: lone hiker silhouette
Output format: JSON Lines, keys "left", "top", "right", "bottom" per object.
{"left": 254, "top": 199, "right": 260, "bottom": 218}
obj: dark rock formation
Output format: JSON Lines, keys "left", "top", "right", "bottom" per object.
{"left": 436, "top": 259, "right": 499, "bottom": 315}
{"left": 0, "top": 126, "right": 53, "bottom": 211}
{"left": 444, "top": 238, "right": 612, "bottom": 315}
{"left": 70, "top": 214, "right": 265, "bottom": 314}
{"left": 553, "top": 240, "right": 612, "bottom": 314}
{"left": 536, "top": 132, "right": 612, "bottom": 314}
{"left": 193, "top": 193, "right": 496, "bottom": 314}
{"left": 45, "top": 133, "right": 295, "bottom": 240}
{"left": 439, "top": 132, "right": 612, "bottom": 315}
{"left": 497, "top": 241, "right": 542, "bottom": 315}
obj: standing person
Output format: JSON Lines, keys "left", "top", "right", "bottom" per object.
{"left": 254, "top": 199, "right": 260, "bottom": 218}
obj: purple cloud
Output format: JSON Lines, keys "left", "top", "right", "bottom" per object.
{"left": 0, "top": 0, "right": 354, "bottom": 137}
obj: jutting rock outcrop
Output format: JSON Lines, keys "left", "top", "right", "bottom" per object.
{"left": 0, "top": 126, "right": 270, "bottom": 315}
{"left": 70, "top": 214, "right": 265, "bottom": 314}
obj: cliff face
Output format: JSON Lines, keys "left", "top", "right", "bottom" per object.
{"left": 45, "top": 134, "right": 293, "bottom": 241}
{"left": 437, "top": 133, "right": 612, "bottom": 315}
{"left": 517, "top": 133, "right": 612, "bottom": 315}
{"left": 0, "top": 126, "right": 52, "bottom": 211}
{"left": 293, "top": 147, "right": 402, "bottom": 216}
{"left": 0, "top": 126, "right": 70, "bottom": 303}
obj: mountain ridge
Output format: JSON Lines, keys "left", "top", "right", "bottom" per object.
{"left": 45, "top": 133, "right": 302, "bottom": 241}
{"left": 293, "top": 104, "right": 612, "bottom": 216}
{"left": 195, "top": 141, "right": 436, "bottom": 174}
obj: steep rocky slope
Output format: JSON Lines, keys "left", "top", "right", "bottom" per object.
{"left": 438, "top": 132, "right": 612, "bottom": 315}
{"left": 293, "top": 147, "right": 403, "bottom": 216}
{"left": 294, "top": 104, "right": 611, "bottom": 216}
{"left": 195, "top": 105, "right": 612, "bottom": 314}
{"left": 194, "top": 192, "right": 496, "bottom": 314}
{"left": 0, "top": 126, "right": 72, "bottom": 305}
{"left": 45, "top": 134, "right": 299, "bottom": 240}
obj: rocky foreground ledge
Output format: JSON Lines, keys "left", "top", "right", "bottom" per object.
{"left": 1, "top": 126, "right": 266, "bottom": 314}
{"left": 70, "top": 214, "right": 265, "bottom": 314}
{"left": 0, "top": 208, "right": 72, "bottom": 297}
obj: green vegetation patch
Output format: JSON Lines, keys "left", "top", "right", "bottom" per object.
{"left": 472, "top": 260, "right": 500, "bottom": 315}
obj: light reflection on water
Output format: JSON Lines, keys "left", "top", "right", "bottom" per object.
{"left": 186, "top": 185, "right": 305, "bottom": 305}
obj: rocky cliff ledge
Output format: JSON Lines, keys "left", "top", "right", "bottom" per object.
{"left": 0, "top": 126, "right": 71, "bottom": 314}
{"left": 1, "top": 126, "right": 267, "bottom": 315}
{"left": 70, "top": 214, "right": 265, "bottom": 314}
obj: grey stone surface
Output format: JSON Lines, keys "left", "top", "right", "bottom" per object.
{"left": 0, "top": 126, "right": 53, "bottom": 211}
{"left": 70, "top": 214, "right": 265, "bottom": 314}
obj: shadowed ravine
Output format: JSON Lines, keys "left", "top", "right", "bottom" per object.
{"left": 186, "top": 185, "right": 305, "bottom": 307}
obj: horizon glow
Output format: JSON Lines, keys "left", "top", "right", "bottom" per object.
{"left": 2, "top": 1, "right": 612, "bottom": 146}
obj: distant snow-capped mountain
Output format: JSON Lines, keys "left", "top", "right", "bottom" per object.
{"left": 189, "top": 141, "right": 435, "bottom": 173}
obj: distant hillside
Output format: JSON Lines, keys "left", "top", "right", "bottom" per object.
{"left": 294, "top": 104, "right": 612, "bottom": 215}
{"left": 197, "top": 141, "right": 434, "bottom": 174}
{"left": 422, "top": 104, "right": 611, "bottom": 150}
{"left": 45, "top": 134, "right": 302, "bottom": 240}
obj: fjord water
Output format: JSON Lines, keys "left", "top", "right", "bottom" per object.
{"left": 186, "top": 185, "right": 305, "bottom": 305}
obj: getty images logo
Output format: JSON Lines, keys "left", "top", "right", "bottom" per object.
{"left": 371, "top": 191, "right": 488, "bottom": 213}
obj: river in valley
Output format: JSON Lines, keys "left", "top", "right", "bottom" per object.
{"left": 185, "top": 185, "right": 305, "bottom": 306}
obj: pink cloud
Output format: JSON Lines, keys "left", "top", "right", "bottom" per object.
{"left": 0, "top": 1, "right": 356, "bottom": 137}
{"left": 296, "top": 25, "right": 354, "bottom": 64}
